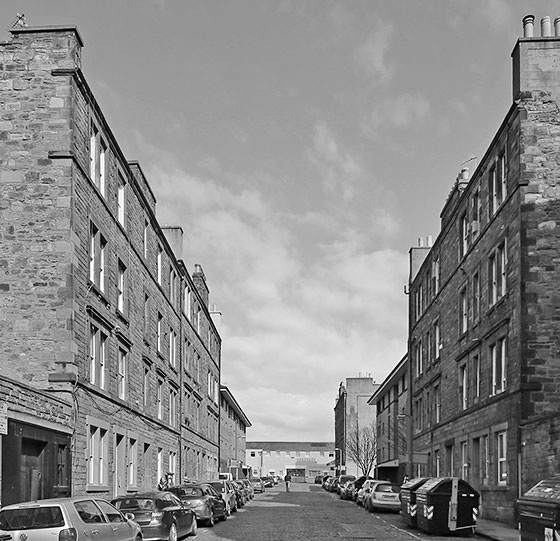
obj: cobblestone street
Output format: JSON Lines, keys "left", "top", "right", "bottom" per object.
{"left": 193, "top": 483, "right": 484, "bottom": 541}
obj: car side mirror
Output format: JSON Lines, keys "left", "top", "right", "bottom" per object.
{"left": 125, "top": 513, "right": 135, "bottom": 521}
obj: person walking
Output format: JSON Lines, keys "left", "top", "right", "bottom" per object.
{"left": 284, "top": 472, "right": 292, "bottom": 492}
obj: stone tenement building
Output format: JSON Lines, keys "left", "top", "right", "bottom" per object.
{"left": 368, "top": 355, "right": 408, "bottom": 484}
{"left": 219, "top": 385, "right": 251, "bottom": 478}
{"left": 0, "top": 25, "right": 224, "bottom": 504}
{"left": 406, "top": 15, "right": 560, "bottom": 524}
{"left": 334, "top": 377, "right": 379, "bottom": 477}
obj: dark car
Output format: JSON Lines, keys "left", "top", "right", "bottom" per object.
{"left": 168, "top": 482, "right": 227, "bottom": 527}
{"left": 112, "top": 491, "right": 197, "bottom": 540}
{"left": 261, "top": 476, "right": 274, "bottom": 488}
{"left": 314, "top": 475, "right": 324, "bottom": 484}
{"left": 240, "top": 478, "right": 254, "bottom": 499}
{"left": 232, "top": 480, "right": 249, "bottom": 506}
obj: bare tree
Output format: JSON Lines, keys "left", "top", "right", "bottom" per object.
{"left": 345, "top": 422, "right": 377, "bottom": 477}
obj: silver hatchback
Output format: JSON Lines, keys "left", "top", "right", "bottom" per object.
{"left": 0, "top": 496, "right": 142, "bottom": 541}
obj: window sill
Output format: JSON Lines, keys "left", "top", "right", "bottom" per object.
{"left": 86, "top": 484, "right": 110, "bottom": 492}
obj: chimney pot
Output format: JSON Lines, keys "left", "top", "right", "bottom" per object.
{"left": 554, "top": 17, "right": 560, "bottom": 37}
{"left": 523, "top": 14, "right": 535, "bottom": 37}
{"left": 541, "top": 16, "right": 552, "bottom": 37}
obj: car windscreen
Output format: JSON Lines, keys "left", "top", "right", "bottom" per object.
{"left": 209, "top": 482, "right": 225, "bottom": 492}
{"left": 0, "top": 507, "right": 65, "bottom": 530}
{"left": 113, "top": 498, "right": 155, "bottom": 511}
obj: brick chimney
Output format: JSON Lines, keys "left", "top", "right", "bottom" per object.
{"left": 512, "top": 15, "right": 560, "bottom": 104}
{"left": 192, "top": 264, "right": 209, "bottom": 307}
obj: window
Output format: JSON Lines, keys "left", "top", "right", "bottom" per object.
{"left": 471, "top": 188, "right": 481, "bottom": 238}
{"left": 491, "top": 337, "right": 507, "bottom": 395}
{"left": 426, "top": 330, "right": 432, "bottom": 365}
{"left": 433, "top": 319, "right": 441, "bottom": 359}
{"left": 144, "top": 294, "right": 150, "bottom": 336}
{"left": 497, "top": 431, "right": 507, "bottom": 484}
{"left": 461, "top": 441, "right": 468, "bottom": 480}
{"left": 128, "top": 437, "right": 138, "bottom": 487}
{"left": 89, "top": 324, "right": 107, "bottom": 389}
{"left": 446, "top": 444, "right": 454, "bottom": 476}
{"left": 460, "top": 212, "right": 469, "bottom": 257}
{"left": 117, "top": 259, "right": 127, "bottom": 314}
{"left": 169, "top": 387, "right": 178, "bottom": 427}
{"left": 459, "top": 286, "right": 468, "bottom": 334}
{"left": 157, "top": 379, "right": 164, "bottom": 420}
{"left": 169, "top": 451, "right": 177, "bottom": 479}
{"left": 415, "top": 340, "right": 423, "bottom": 377}
{"left": 488, "top": 166, "right": 496, "bottom": 217}
{"left": 473, "top": 355, "right": 480, "bottom": 400}
{"left": 184, "top": 286, "right": 192, "bottom": 320}
{"left": 434, "top": 449, "right": 440, "bottom": 477}
{"left": 472, "top": 272, "right": 480, "bottom": 323}
{"left": 169, "top": 329, "right": 177, "bottom": 368}
{"left": 117, "top": 347, "right": 128, "bottom": 400}
{"left": 157, "top": 245, "right": 163, "bottom": 285}
{"left": 157, "top": 313, "right": 163, "bottom": 353}
{"left": 431, "top": 257, "right": 440, "bottom": 297}
{"left": 170, "top": 269, "right": 177, "bottom": 308}
{"left": 143, "top": 363, "right": 151, "bottom": 408}
{"left": 196, "top": 307, "right": 201, "bottom": 335}
{"left": 488, "top": 241, "right": 507, "bottom": 306}
{"left": 488, "top": 152, "right": 507, "bottom": 218}
{"left": 157, "top": 448, "right": 164, "bottom": 482}
{"left": 117, "top": 171, "right": 126, "bottom": 227}
{"left": 87, "top": 421, "right": 108, "bottom": 486}
{"left": 89, "top": 223, "right": 107, "bottom": 293}
{"left": 434, "top": 384, "right": 441, "bottom": 423}
{"left": 89, "top": 125, "right": 107, "bottom": 196}
{"left": 459, "top": 363, "right": 467, "bottom": 410}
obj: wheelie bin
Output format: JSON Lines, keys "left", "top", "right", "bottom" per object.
{"left": 518, "top": 477, "right": 560, "bottom": 540}
{"left": 400, "top": 477, "right": 429, "bottom": 528}
{"left": 416, "top": 477, "right": 479, "bottom": 535}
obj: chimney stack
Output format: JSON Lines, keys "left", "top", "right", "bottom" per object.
{"left": 512, "top": 14, "right": 560, "bottom": 104}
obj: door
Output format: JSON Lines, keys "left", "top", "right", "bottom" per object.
{"left": 21, "top": 438, "right": 47, "bottom": 502}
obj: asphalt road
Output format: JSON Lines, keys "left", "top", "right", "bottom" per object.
{"left": 192, "top": 483, "right": 482, "bottom": 540}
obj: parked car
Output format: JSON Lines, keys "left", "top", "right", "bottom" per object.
{"left": 250, "top": 477, "right": 265, "bottom": 493}
{"left": 261, "top": 476, "right": 274, "bottom": 488}
{"left": 111, "top": 491, "right": 197, "bottom": 540}
{"left": 314, "top": 474, "right": 324, "bottom": 484}
{"left": 240, "top": 478, "right": 254, "bottom": 499}
{"left": 356, "top": 479, "right": 389, "bottom": 506}
{"left": 231, "top": 480, "right": 247, "bottom": 507}
{"left": 208, "top": 480, "right": 238, "bottom": 514}
{"left": 366, "top": 483, "right": 402, "bottom": 512}
{"left": 364, "top": 480, "right": 399, "bottom": 512}
{"left": 324, "top": 477, "right": 337, "bottom": 492}
{"left": 0, "top": 496, "right": 142, "bottom": 541}
{"left": 339, "top": 480, "right": 355, "bottom": 500}
{"left": 168, "top": 482, "right": 227, "bottom": 526}
{"left": 322, "top": 475, "right": 333, "bottom": 489}
{"left": 336, "top": 474, "right": 356, "bottom": 495}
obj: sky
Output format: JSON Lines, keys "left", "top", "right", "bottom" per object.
{"left": 1, "top": 0, "right": 555, "bottom": 442}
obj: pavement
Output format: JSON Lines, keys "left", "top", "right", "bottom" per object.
{"left": 475, "top": 517, "right": 519, "bottom": 541}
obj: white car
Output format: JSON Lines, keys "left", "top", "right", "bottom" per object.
{"left": 0, "top": 496, "right": 142, "bottom": 541}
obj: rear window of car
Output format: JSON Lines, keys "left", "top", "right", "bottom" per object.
{"left": 113, "top": 498, "right": 155, "bottom": 511}
{"left": 376, "top": 484, "right": 401, "bottom": 493}
{"left": 209, "top": 482, "right": 225, "bottom": 493}
{"left": 176, "top": 487, "right": 203, "bottom": 497}
{"left": 0, "top": 506, "right": 65, "bottom": 530}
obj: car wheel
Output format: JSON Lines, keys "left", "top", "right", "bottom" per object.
{"left": 219, "top": 508, "right": 227, "bottom": 521}
{"left": 225, "top": 502, "right": 231, "bottom": 516}
{"left": 232, "top": 501, "right": 238, "bottom": 513}
{"left": 168, "top": 523, "right": 177, "bottom": 541}
{"left": 189, "top": 518, "right": 198, "bottom": 537}
{"left": 206, "top": 509, "right": 215, "bottom": 527}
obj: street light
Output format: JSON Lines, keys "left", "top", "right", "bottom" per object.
{"left": 334, "top": 447, "right": 342, "bottom": 476}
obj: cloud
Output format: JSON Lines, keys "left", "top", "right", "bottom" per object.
{"left": 362, "top": 93, "right": 431, "bottom": 136}
{"left": 353, "top": 23, "right": 395, "bottom": 87}
{"left": 134, "top": 133, "right": 408, "bottom": 441}
{"left": 307, "top": 123, "right": 365, "bottom": 202}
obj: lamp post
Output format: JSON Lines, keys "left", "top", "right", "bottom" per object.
{"left": 334, "top": 447, "right": 342, "bottom": 476}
